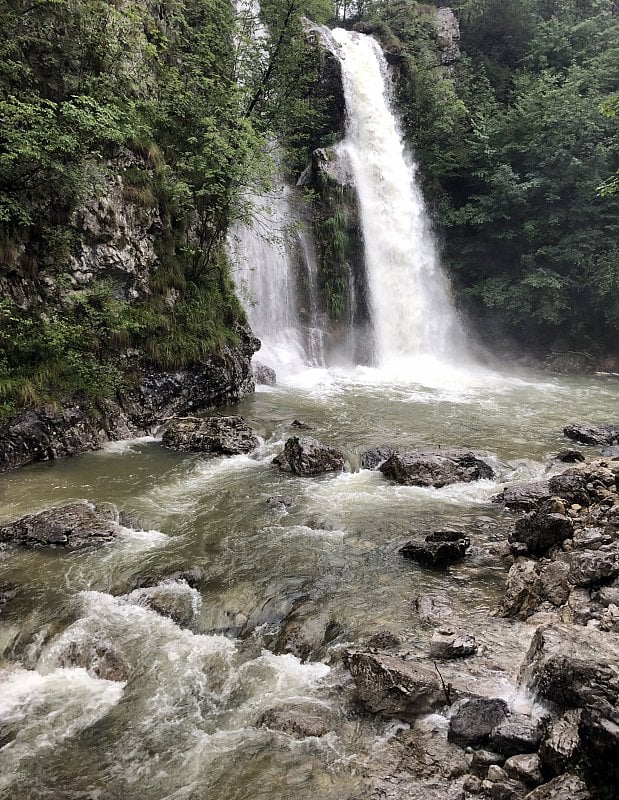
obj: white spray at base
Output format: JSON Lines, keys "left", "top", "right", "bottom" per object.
{"left": 330, "top": 28, "right": 466, "bottom": 370}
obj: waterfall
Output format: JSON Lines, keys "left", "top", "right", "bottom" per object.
{"left": 229, "top": 187, "right": 309, "bottom": 376}
{"left": 331, "top": 28, "right": 465, "bottom": 368}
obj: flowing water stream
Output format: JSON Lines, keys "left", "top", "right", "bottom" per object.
{"left": 1, "top": 26, "right": 618, "bottom": 800}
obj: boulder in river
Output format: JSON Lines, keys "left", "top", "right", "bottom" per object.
{"left": 344, "top": 650, "right": 449, "bottom": 719}
{"left": 555, "top": 450, "right": 585, "bottom": 463}
{"left": 447, "top": 697, "right": 509, "bottom": 747}
{"left": 563, "top": 422, "right": 619, "bottom": 447}
{"left": 538, "top": 709, "right": 582, "bottom": 777}
{"left": 259, "top": 707, "right": 328, "bottom": 738}
{"left": 0, "top": 502, "right": 121, "bottom": 549}
{"left": 520, "top": 623, "right": 619, "bottom": 714}
{"left": 499, "top": 560, "right": 571, "bottom": 620}
{"left": 380, "top": 448, "right": 494, "bottom": 487}
{"left": 162, "top": 415, "right": 259, "bottom": 454}
{"left": 273, "top": 436, "right": 346, "bottom": 476}
{"left": 56, "top": 634, "right": 128, "bottom": 682}
{"left": 494, "top": 481, "right": 552, "bottom": 513}
{"left": 509, "top": 499, "right": 574, "bottom": 556}
{"left": 253, "top": 362, "right": 276, "bottom": 386}
{"left": 360, "top": 444, "right": 396, "bottom": 470}
{"left": 401, "top": 530, "right": 470, "bottom": 567}
{"left": 489, "top": 715, "right": 546, "bottom": 756}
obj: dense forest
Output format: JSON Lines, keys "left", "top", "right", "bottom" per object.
{"left": 0, "top": 0, "right": 617, "bottom": 423}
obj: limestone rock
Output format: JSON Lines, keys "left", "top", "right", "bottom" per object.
{"left": 0, "top": 502, "right": 121, "bottom": 549}
{"left": 273, "top": 436, "right": 346, "bottom": 476}
{"left": 162, "top": 415, "right": 259, "bottom": 455}
{"left": 380, "top": 448, "right": 494, "bottom": 488}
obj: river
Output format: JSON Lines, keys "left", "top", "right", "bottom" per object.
{"left": 0, "top": 364, "right": 617, "bottom": 799}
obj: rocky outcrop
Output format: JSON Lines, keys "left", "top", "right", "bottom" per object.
{"left": 435, "top": 7, "right": 461, "bottom": 66}
{"left": 161, "top": 415, "right": 258, "bottom": 455}
{"left": 0, "top": 330, "right": 259, "bottom": 472}
{"left": 0, "top": 502, "right": 122, "bottom": 549}
{"left": 400, "top": 530, "right": 470, "bottom": 567}
{"left": 253, "top": 362, "right": 276, "bottom": 386}
{"left": 380, "top": 448, "right": 494, "bottom": 487}
{"left": 273, "top": 435, "right": 346, "bottom": 476}
{"left": 563, "top": 422, "right": 619, "bottom": 447}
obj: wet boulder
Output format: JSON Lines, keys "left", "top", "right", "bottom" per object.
{"left": 521, "top": 623, "right": 619, "bottom": 714}
{"left": 522, "top": 773, "right": 591, "bottom": 800}
{"left": 547, "top": 474, "right": 590, "bottom": 506}
{"left": 415, "top": 591, "right": 454, "bottom": 622}
{"left": 344, "top": 650, "right": 448, "bottom": 719}
{"left": 509, "top": 499, "right": 574, "bottom": 556}
{"left": 360, "top": 444, "right": 396, "bottom": 470}
{"left": 400, "top": 530, "right": 470, "bottom": 567}
{"left": 380, "top": 448, "right": 494, "bottom": 487}
{"left": 503, "top": 754, "right": 543, "bottom": 787}
{"left": 429, "top": 628, "right": 477, "bottom": 659}
{"left": 563, "top": 422, "right": 619, "bottom": 447}
{"left": 0, "top": 502, "right": 121, "bottom": 549}
{"left": 448, "top": 697, "right": 509, "bottom": 748}
{"left": 555, "top": 450, "right": 585, "bottom": 463}
{"left": 273, "top": 436, "right": 346, "bottom": 476}
{"left": 471, "top": 749, "right": 506, "bottom": 778}
{"left": 127, "top": 580, "right": 201, "bottom": 627}
{"left": 561, "top": 545, "right": 619, "bottom": 587}
{"left": 162, "top": 415, "right": 259, "bottom": 455}
{"left": 259, "top": 707, "right": 329, "bottom": 738}
{"left": 494, "top": 481, "right": 552, "bottom": 513}
{"left": 55, "top": 634, "right": 128, "bottom": 682}
{"left": 499, "top": 560, "right": 571, "bottom": 620}
{"left": 265, "top": 494, "right": 294, "bottom": 509}
{"left": 253, "top": 362, "right": 276, "bottom": 386}
{"left": 578, "top": 707, "right": 619, "bottom": 794}
{"left": 290, "top": 419, "right": 315, "bottom": 430}
{"left": 489, "top": 715, "right": 546, "bottom": 756}
{"left": 539, "top": 709, "right": 582, "bottom": 777}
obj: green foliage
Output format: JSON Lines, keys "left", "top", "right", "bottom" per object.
{"left": 365, "top": 0, "right": 619, "bottom": 354}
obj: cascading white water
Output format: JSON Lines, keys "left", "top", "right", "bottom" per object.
{"left": 331, "top": 28, "right": 465, "bottom": 368}
{"left": 230, "top": 188, "right": 308, "bottom": 375}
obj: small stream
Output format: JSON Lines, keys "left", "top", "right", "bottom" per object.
{"left": 0, "top": 364, "right": 617, "bottom": 799}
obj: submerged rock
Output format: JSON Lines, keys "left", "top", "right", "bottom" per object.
{"left": 273, "top": 435, "right": 346, "bottom": 476}
{"left": 253, "top": 362, "right": 276, "bottom": 386}
{"left": 401, "top": 530, "right": 470, "bottom": 567}
{"left": 265, "top": 494, "right": 294, "bottom": 509}
{"left": 55, "top": 635, "right": 128, "bottom": 682}
{"left": 380, "top": 448, "right": 494, "bottom": 488}
{"left": 161, "top": 414, "right": 259, "bottom": 455}
{"left": 259, "top": 707, "right": 328, "bottom": 738}
{"left": 563, "top": 422, "right": 619, "bottom": 447}
{"left": 555, "top": 450, "right": 585, "bottom": 463}
{"left": 0, "top": 502, "right": 121, "bottom": 549}
{"left": 290, "top": 419, "right": 315, "bottom": 430}
{"left": 127, "top": 580, "right": 200, "bottom": 627}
